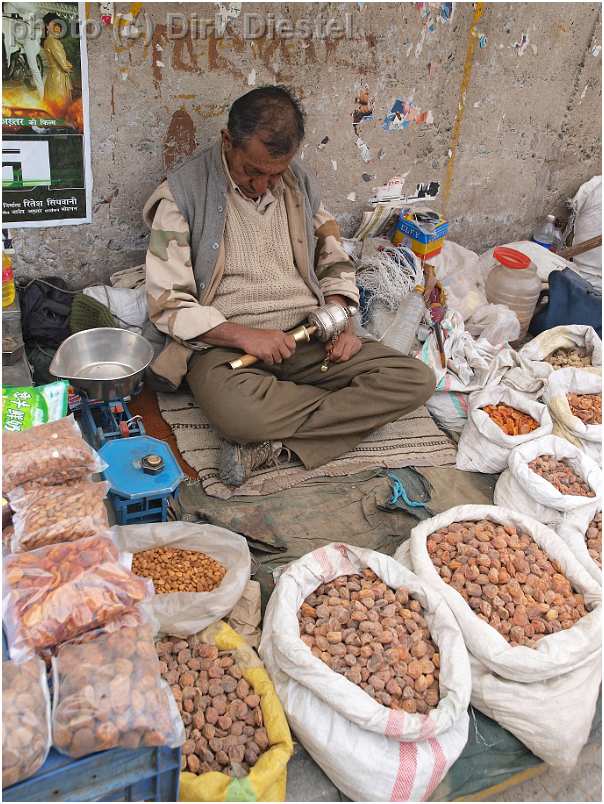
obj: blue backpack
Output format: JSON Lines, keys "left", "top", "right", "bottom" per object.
{"left": 529, "top": 268, "right": 602, "bottom": 338}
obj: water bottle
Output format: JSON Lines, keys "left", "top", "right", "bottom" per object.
{"left": 532, "top": 214, "right": 557, "bottom": 250}
{"left": 382, "top": 286, "right": 426, "bottom": 355}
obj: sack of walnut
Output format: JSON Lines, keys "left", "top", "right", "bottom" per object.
{"left": 2, "top": 657, "right": 51, "bottom": 788}
{"left": 51, "top": 624, "right": 185, "bottom": 758}
{"left": 494, "top": 435, "right": 601, "bottom": 527}
{"left": 114, "top": 522, "right": 250, "bottom": 636}
{"left": 543, "top": 368, "right": 602, "bottom": 463}
{"left": 517, "top": 325, "right": 602, "bottom": 380}
{"left": 456, "top": 386, "right": 553, "bottom": 473}
{"left": 402, "top": 504, "right": 601, "bottom": 767}
{"left": 558, "top": 506, "right": 602, "bottom": 584}
{"left": 259, "top": 543, "right": 471, "bottom": 802}
{"left": 160, "top": 621, "right": 293, "bottom": 802}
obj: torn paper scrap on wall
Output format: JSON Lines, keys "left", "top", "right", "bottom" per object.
{"left": 383, "top": 98, "right": 434, "bottom": 131}
{"left": 513, "top": 33, "right": 530, "bottom": 56}
{"left": 356, "top": 137, "right": 372, "bottom": 162}
{"left": 352, "top": 84, "right": 375, "bottom": 133}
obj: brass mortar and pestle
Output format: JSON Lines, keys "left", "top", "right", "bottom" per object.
{"left": 228, "top": 303, "right": 358, "bottom": 371}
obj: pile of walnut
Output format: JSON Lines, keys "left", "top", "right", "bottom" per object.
{"left": 156, "top": 637, "right": 268, "bottom": 776}
{"left": 132, "top": 548, "right": 226, "bottom": 594}
{"left": 482, "top": 403, "right": 539, "bottom": 436}
{"left": 427, "top": 519, "right": 588, "bottom": 647}
{"left": 566, "top": 393, "right": 602, "bottom": 425}
{"left": 298, "top": 569, "right": 440, "bottom": 714}
{"left": 586, "top": 511, "right": 602, "bottom": 568}
{"left": 544, "top": 347, "right": 592, "bottom": 369}
{"left": 527, "top": 456, "right": 595, "bottom": 497}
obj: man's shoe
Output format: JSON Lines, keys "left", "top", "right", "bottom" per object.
{"left": 219, "top": 439, "right": 284, "bottom": 487}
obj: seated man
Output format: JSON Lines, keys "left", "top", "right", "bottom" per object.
{"left": 144, "top": 85, "right": 436, "bottom": 487}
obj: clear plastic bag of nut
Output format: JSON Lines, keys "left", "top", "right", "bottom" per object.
{"left": 51, "top": 624, "right": 185, "bottom": 758}
{"left": 2, "top": 656, "right": 52, "bottom": 789}
{"left": 2, "top": 534, "right": 154, "bottom": 662}
{"left": 8, "top": 480, "right": 110, "bottom": 553}
{"left": 2, "top": 415, "right": 106, "bottom": 495}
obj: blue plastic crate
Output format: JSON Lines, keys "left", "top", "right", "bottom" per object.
{"left": 3, "top": 745, "right": 181, "bottom": 802}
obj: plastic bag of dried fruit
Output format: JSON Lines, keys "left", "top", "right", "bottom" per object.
{"left": 171, "top": 620, "right": 293, "bottom": 802}
{"left": 2, "top": 534, "right": 153, "bottom": 661}
{"left": 2, "top": 657, "right": 51, "bottom": 789}
{"left": 494, "top": 435, "right": 601, "bottom": 527}
{"left": 558, "top": 506, "right": 602, "bottom": 584}
{"left": 51, "top": 623, "right": 184, "bottom": 758}
{"left": 259, "top": 543, "right": 471, "bottom": 802}
{"left": 456, "top": 386, "right": 553, "bottom": 473}
{"left": 400, "top": 504, "right": 601, "bottom": 767}
{"left": 2, "top": 415, "right": 106, "bottom": 494}
{"left": 543, "top": 367, "right": 602, "bottom": 463}
{"left": 113, "top": 522, "right": 250, "bottom": 637}
{"left": 8, "top": 480, "right": 110, "bottom": 553}
{"left": 517, "top": 325, "right": 602, "bottom": 380}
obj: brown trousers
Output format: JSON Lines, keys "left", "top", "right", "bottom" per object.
{"left": 186, "top": 340, "right": 436, "bottom": 470}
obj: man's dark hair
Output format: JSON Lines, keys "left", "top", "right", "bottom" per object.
{"left": 228, "top": 85, "right": 305, "bottom": 157}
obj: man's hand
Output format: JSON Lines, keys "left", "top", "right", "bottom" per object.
{"left": 237, "top": 328, "right": 297, "bottom": 365}
{"left": 327, "top": 327, "right": 362, "bottom": 363}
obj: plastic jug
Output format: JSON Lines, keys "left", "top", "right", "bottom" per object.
{"left": 485, "top": 247, "right": 541, "bottom": 339}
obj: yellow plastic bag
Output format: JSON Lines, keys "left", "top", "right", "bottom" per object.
{"left": 179, "top": 621, "right": 293, "bottom": 802}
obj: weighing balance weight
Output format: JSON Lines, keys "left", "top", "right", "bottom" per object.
{"left": 100, "top": 436, "right": 184, "bottom": 525}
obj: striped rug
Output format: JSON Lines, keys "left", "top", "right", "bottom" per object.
{"left": 158, "top": 391, "right": 457, "bottom": 500}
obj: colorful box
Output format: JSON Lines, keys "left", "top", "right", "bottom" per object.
{"left": 392, "top": 208, "right": 448, "bottom": 259}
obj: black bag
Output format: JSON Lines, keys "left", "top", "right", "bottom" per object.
{"left": 529, "top": 268, "right": 602, "bottom": 338}
{"left": 19, "top": 277, "right": 73, "bottom": 348}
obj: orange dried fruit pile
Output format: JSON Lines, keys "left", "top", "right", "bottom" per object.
{"left": 482, "top": 403, "right": 540, "bottom": 436}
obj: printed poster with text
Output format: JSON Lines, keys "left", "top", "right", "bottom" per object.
{"left": 2, "top": 1, "right": 92, "bottom": 227}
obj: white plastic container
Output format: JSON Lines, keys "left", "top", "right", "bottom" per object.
{"left": 532, "top": 213, "right": 557, "bottom": 250}
{"left": 485, "top": 247, "right": 541, "bottom": 339}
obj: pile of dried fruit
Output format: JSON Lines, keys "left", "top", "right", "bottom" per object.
{"left": 156, "top": 637, "right": 268, "bottom": 776}
{"left": 297, "top": 569, "right": 441, "bottom": 714}
{"left": 527, "top": 456, "right": 595, "bottom": 497}
{"left": 482, "top": 403, "right": 540, "bottom": 436}
{"left": 427, "top": 519, "right": 588, "bottom": 647}
{"left": 586, "top": 511, "right": 602, "bottom": 568}
{"left": 544, "top": 347, "right": 592, "bottom": 369}
{"left": 566, "top": 393, "right": 602, "bottom": 425}
{"left": 132, "top": 548, "right": 226, "bottom": 594}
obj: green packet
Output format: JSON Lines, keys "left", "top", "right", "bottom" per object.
{"left": 2, "top": 380, "right": 69, "bottom": 431}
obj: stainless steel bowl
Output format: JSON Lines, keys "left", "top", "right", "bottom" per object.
{"left": 49, "top": 328, "right": 154, "bottom": 400}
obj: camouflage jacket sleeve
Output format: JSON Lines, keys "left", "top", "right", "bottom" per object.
{"left": 313, "top": 203, "right": 359, "bottom": 305}
{"left": 144, "top": 183, "right": 226, "bottom": 342}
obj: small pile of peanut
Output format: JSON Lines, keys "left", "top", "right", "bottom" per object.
{"left": 586, "top": 512, "right": 602, "bottom": 568}
{"left": 567, "top": 393, "right": 602, "bottom": 425}
{"left": 427, "top": 519, "right": 588, "bottom": 647}
{"left": 156, "top": 637, "right": 268, "bottom": 776}
{"left": 544, "top": 347, "right": 592, "bottom": 369}
{"left": 528, "top": 456, "right": 595, "bottom": 497}
{"left": 132, "top": 548, "right": 226, "bottom": 594}
{"left": 298, "top": 570, "right": 441, "bottom": 714}
{"left": 482, "top": 404, "right": 539, "bottom": 436}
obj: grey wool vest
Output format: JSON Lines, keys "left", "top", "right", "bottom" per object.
{"left": 167, "top": 140, "right": 323, "bottom": 302}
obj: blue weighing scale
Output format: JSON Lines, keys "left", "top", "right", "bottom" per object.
{"left": 100, "top": 435, "right": 185, "bottom": 525}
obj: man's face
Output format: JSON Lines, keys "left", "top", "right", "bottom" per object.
{"left": 222, "top": 130, "right": 296, "bottom": 200}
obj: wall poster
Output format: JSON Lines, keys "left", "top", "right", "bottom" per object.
{"left": 2, "top": 1, "right": 92, "bottom": 227}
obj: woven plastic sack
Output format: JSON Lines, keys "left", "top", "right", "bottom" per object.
{"left": 114, "top": 522, "right": 250, "bottom": 637}
{"left": 558, "top": 506, "right": 602, "bottom": 584}
{"left": 2, "top": 415, "right": 105, "bottom": 494}
{"left": 456, "top": 386, "right": 552, "bottom": 473}
{"left": 9, "top": 480, "right": 110, "bottom": 552}
{"left": 260, "top": 543, "right": 471, "bottom": 802}
{"left": 178, "top": 621, "right": 293, "bottom": 802}
{"left": 543, "top": 367, "right": 602, "bottom": 463}
{"left": 2, "top": 657, "right": 51, "bottom": 788}
{"left": 517, "top": 325, "right": 602, "bottom": 379}
{"left": 3, "top": 534, "right": 153, "bottom": 661}
{"left": 52, "top": 624, "right": 184, "bottom": 757}
{"left": 400, "top": 504, "right": 601, "bottom": 767}
{"left": 494, "top": 435, "right": 601, "bottom": 526}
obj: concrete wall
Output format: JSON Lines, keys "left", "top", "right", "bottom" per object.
{"left": 12, "top": 1, "right": 602, "bottom": 286}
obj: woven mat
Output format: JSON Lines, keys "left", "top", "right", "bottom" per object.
{"left": 158, "top": 391, "right": 457, "bottom": 500}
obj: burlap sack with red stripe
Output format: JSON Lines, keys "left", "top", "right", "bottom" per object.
{"left": 259, "top": 543, "right": 470, "bottom": 802}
